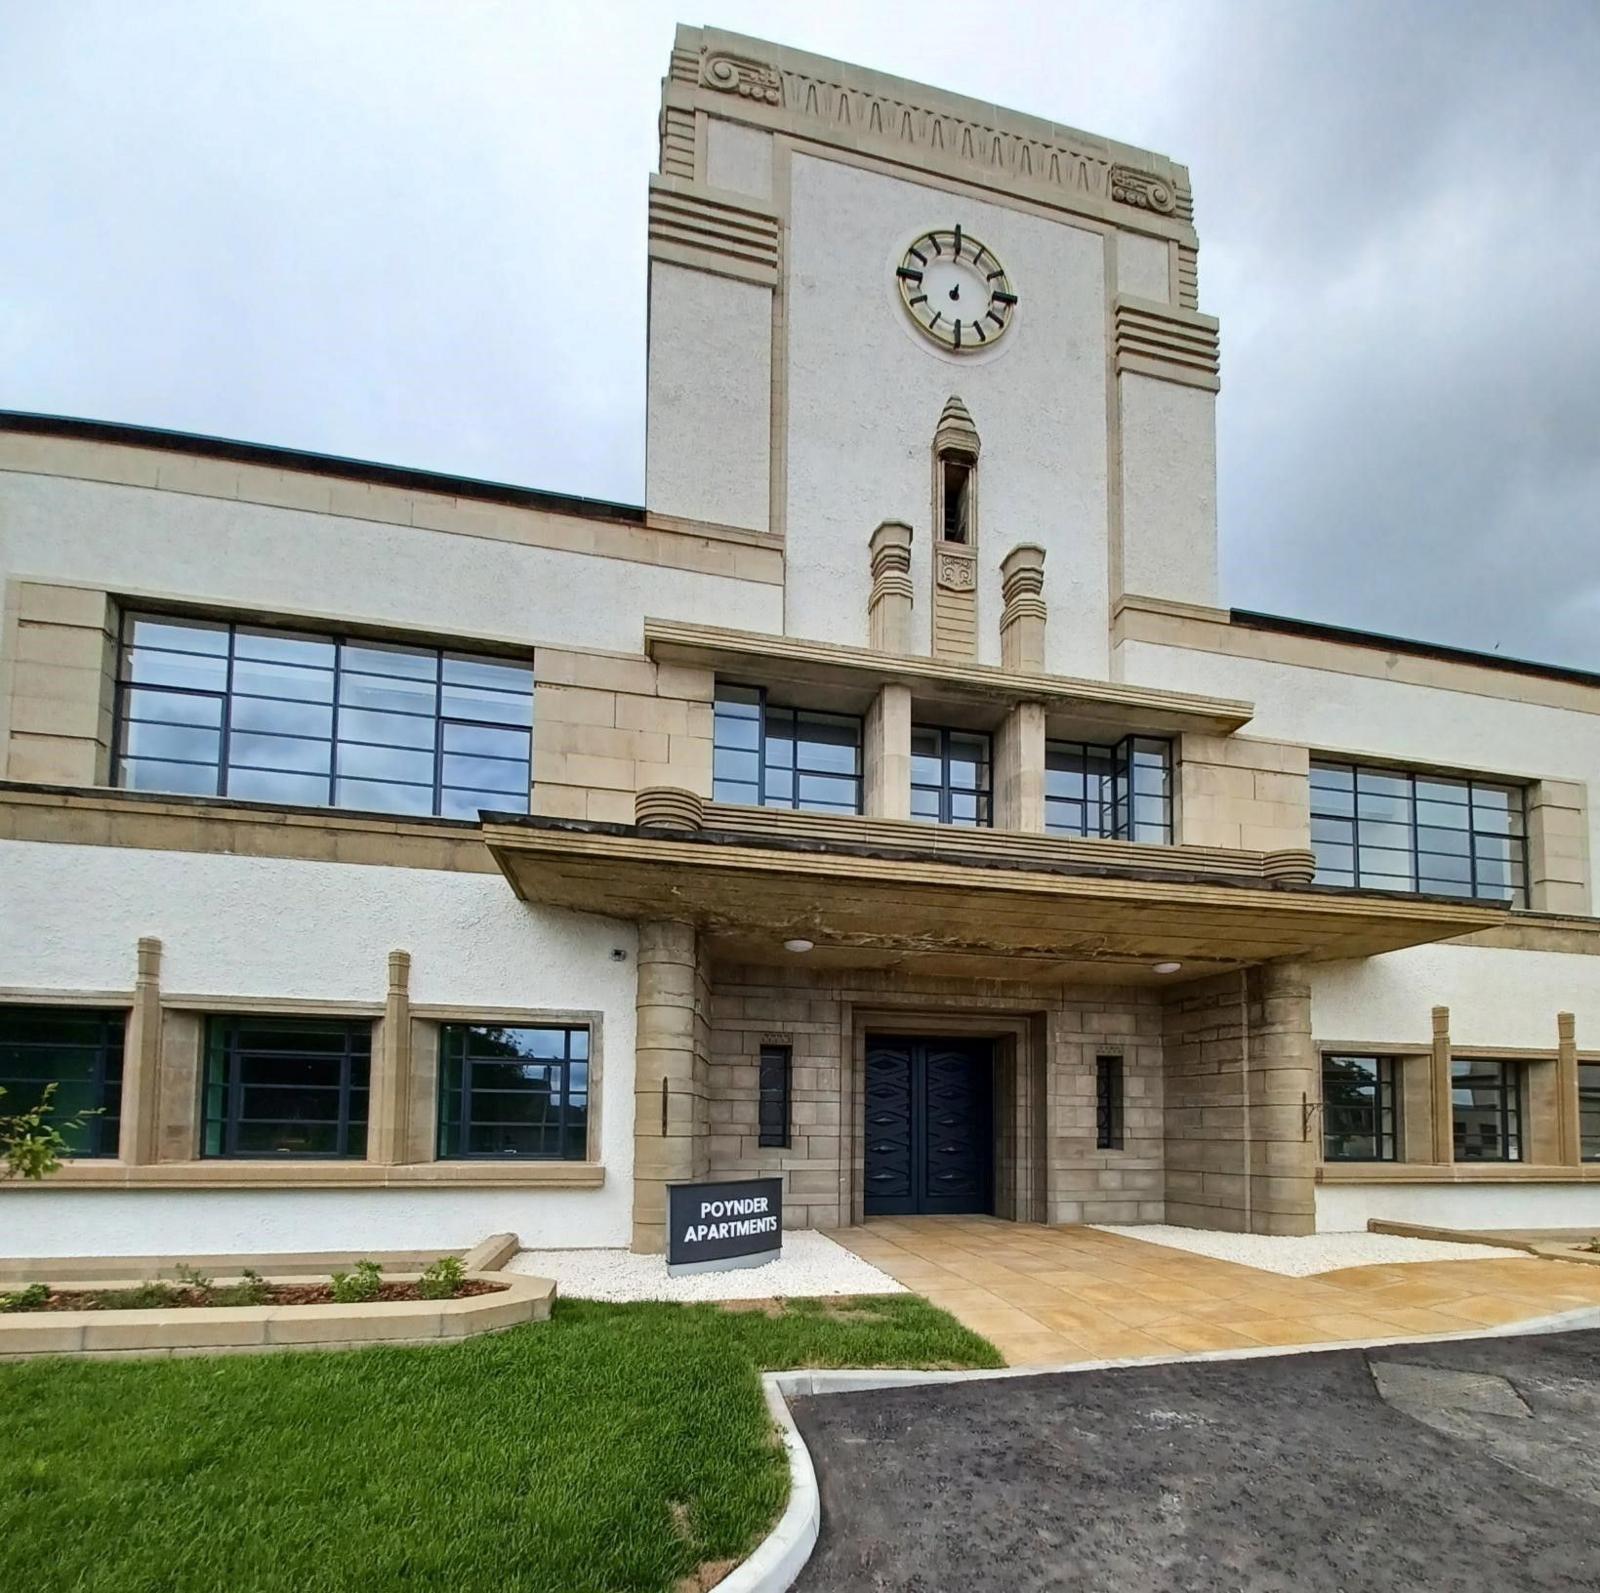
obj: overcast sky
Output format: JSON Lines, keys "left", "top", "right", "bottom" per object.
{"left": 5, "top": 1, "right": 1598, "bottom": 668}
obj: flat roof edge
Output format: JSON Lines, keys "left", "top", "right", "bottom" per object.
{"left": 1229, "top": 607, "right": 1600, "bottom": 694}
{"left": 0, "top": 410, "right": 647, "bottom": 526}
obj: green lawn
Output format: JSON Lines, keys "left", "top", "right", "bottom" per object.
{"left": 0, "top": 1294, "right": 999, "bottom": 1593}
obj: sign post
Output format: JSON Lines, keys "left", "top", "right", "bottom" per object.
{"left": 666, "top": 1176, "right": 784, "bottom": 1276}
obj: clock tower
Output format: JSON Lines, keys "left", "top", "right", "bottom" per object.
{"left": 645, "top": 27, "right": 1220, "bottom": 681}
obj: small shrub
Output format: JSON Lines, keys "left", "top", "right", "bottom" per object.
{"left": 329, "top": 1259, "right": 382, "bottom": 1304}
{"left": 96, "top": 1282, "right": 183, "bottom": 1311}
{"left": 418, "top": 1256, "right": 466, "bottom": 1300}
{"left": 212, "top": 1269, "right": 270, "bottom": 1308}
{"left": 1, "top": 1282, "right": 50, "bottom": 1313}
{"left": 173, "top": 1263, "right": 215, "bottom": 1294}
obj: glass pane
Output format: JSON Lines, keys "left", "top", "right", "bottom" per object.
{"left": 227, "top": 768, "right": 330, "bottom": 805}
{"left": 441, "top": 787, "right": 526, "bottom": 820}
{"left": 441, "top": 754, "right": 527, "bottom": 794}
{"left": 796, "top": 774, "right": 859, "bottom": 811}
{"left": 1357, "top": 769, "right": 1409, "bottom": 799}
{"left": 1357, "top": 791, "right": 1411, "bottom": 823}
{"left": 235, "top": 629, "right": 335, "bottom": 668}
{"left": 910, "top": 787, "right": 941, "bottom": 819}
{"left": 441, "top": 686, "right": 532, "bottom": 727}
{"left": 339, "top": 706, "right": 437, "bottom": 750}
{"left": 443, "top": 654, "right": 533, "bottom": 694}
{"left": 341, "top": 642, "right": 437, "bottom": 681}
{"left": 442, "top": 722, "right": 527, "bottom": 759}
{"left": 121, "top": 758, "right": 220, "bottom": 796}
{"left": 229, "top": 732, "right": 331, "bottom": 773}
{"left": 765, "top": 766, "right": 795, "bottom": 802}
{"left": 713, "top": 779, "right": 759, "bottom": 806}
{"left": 714, "top": 712, "right": 760, "bottom": 751}
{"left": 338, "top": 741, "right": 434, "bottom": 785}
{"left": 715, "top": 684, "right": 761, "bottom": 713}
{"left": 124, "top": 686, "right": 223, "bottom": 728}
{"left": 232, "top": 658, "right": 334, "bottom": 704}
{"left": 1416, "top": 825, "right": 1471, "bottom": 856}
{"left": 334, "top": 778, "right": 435, "bottom": 815}
{"left": 122, "top": 720, "right": 220, "bottom": 764}
{"left": 1310, "top": 762, "right": 1354, "bottom": 791}
{"left": 126, "top": 648, "right": 229, "bottom": 692}
{"left": 339, "top": 672, "right": 436, "bottom": 715}
{"left": 127, "top": 616, "right": 228, "bottom": 655}
{"left": 1416, "top": 799, "right": 1469, "bottom": 830}
{"left": 793, "top": 715, "right": 859, "bottom": 774}
{"left": 714, "top": 749, "right": 759, "bottom": 784}
{"left": 228, "top": 696, "right": 333, "bottom": 738}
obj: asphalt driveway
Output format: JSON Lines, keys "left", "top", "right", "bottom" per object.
{"left": 790, "top": 1329, "right": 1600, "bottom": 1592}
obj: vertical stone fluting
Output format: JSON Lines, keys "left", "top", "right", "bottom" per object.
{"left": 867, "top": 520, "right": 914, "bottom": 653}
{"left": 118, "top": 936, "right": 163, "bottom": 1164}
{"left": 999, "top": 544, "right": 1047, "bottom": 671}
{"left": 368, "top": 950, "right": 413, "bottom": 1165}
{"left": 632, "top": 920, "right": 705, "bottom": 1253}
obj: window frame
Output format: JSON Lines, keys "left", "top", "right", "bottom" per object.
{"left": 910, "top": 724, "right": 993, "bottom": 828}
{"left": 1310, "top": 759, "right": 1527, "bottom": 906}
{"left": 1095, "top": 1055, "right": 1124, "bottom": 1151}
{"left": 712, "top": 683, "right": 864, "bottom": 816}
{"left": 758, "top": 1043, "right": 792, "bottom": 1149}
{"left": 113, "top": 611, "right": 533, "bottom": 821}
{"left": 436, "top": 1022, "right": 591, "bottom": 1162}
{"left": 1578, "top": 1061, "right": 1600, "bottom": 1163}
{"left": 0, "top": 1006, "right": 126, "bottom": 1159}
{"left": 1320, "top": 1053, "right": 1399, "bottom": 1163}
{"left": 1046, "top": 736, "right": 1173, "bottom": 845}
{"left": 1450, "top": 1057, "right": 1524, "bottom": 1163}
{"left": 202, "top": 1016, "right": 372, "bottom": 1160}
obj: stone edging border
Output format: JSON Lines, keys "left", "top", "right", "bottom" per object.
{"left": 732, "top": 1302, "right": 1600, "bottom": 1593}
{"left": 0, "top": 1268, "right": 555, "bottom": 1362}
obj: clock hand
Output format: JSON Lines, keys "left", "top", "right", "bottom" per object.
{"left": 949, "top": 283, "right": 960, "bottom": 301}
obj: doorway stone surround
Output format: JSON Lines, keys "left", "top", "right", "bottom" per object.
{"left": 832, "top": 1217, "right": 1600, "bottom": 1367}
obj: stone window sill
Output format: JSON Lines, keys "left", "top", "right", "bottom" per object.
{"left": 2, "top": 1160, "right": 606, "bottom": 1192}
{"left": 1318, "top": 1161, "right": 1598, "bottom": 1185}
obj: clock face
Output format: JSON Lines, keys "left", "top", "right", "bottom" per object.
{"left": 896, "top": 227, "right": 1017, "bottom": 352}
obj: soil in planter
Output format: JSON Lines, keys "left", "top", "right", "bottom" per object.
{"left": 15, "top": 1280, "right": 507, "bottom": 1313}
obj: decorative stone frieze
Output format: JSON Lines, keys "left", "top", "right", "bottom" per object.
{"left": 1108, "top": 164, "right": 1177, "bottom": 214}
{"left": 635, "top": 786, "right": 705, "bottom": 832}
{"left": 700, "top": 50, "right": 782, "bottom": 103}
{"left": 999, "top": 544, "right": 1047, "bottom": 672}
{"left": 1262, "top": 848, "right": 1316, "bottom": 886}
{"left": 867, "top": 520, "right": 913, "bottom": 654}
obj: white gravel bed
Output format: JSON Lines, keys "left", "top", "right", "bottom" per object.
{"left": 1093, "top": 1223, "right": 1511, "bottom": 1276}
{"left": 507, "top": 1230, "right": 907, "bottom": 1302}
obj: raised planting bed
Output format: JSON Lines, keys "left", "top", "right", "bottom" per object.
{"left": 0, "top": 1266, "right": 555, "bottom": 1362}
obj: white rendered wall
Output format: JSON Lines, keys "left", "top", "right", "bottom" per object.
{"left": 1121, "top": 641, "right": 1600, "bottom": 884}
{"left": 1118, "top": 377, "right": 1219, "bottom": 606}
{"left": 0, "top": 472, "right": 782, "bottom": 655}
{"left": 782, "top": 154, "right": 1111, "bottom": 678}
{"left": 705, "top": 120, "right": 773, "bottom": 199}
{"left": 644, "top": 262, "right": 772, "bottom": 533}
{"left": 0, "top": 840, "right": 638, "bottom": 1257}
{"left": 1312, "top": 944, "right": 1600, "bottom": 1049}
{"left": 1116, "top": 233, "right": 1170, "bottom": 302}
{"left": 1317, "top": 1182, "right": 1600, "bottom": 1233}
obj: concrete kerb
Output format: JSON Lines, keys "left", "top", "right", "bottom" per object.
{"left": 737, "top": 1305, "right": 1600, "bottom": 1592}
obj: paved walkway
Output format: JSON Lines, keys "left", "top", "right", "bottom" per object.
{"left": 829, "top": 1216, "right": 1600, "bottom": 1365}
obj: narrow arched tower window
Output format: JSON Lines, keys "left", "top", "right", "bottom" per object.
{"left": 931, "top": 395, "right": 981, "bottom": 660}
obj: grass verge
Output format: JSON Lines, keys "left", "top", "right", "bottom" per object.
{"left": 0, "top": 1293, "right": 999, "bottom": 1592}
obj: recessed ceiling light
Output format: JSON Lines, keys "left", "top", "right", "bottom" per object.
{"left": 783, "top": 938, "right": 815, "bottom": 954}
{"left": 1152, "top": 961, "right": 1182, "bottom": 975}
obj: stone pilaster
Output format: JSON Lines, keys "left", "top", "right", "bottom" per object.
{"left": 867, "top": 521, "right": 913, "bottom": 653}
{"left": 118, "top": 936, "right": 163, "bottom": 1164}
{"left": 1245, "top": 959, "right": 1316, "bottom": 1236}
{"left": 1556, "top": 1012, "right": 1581, "bottom": 1166}
{"left": 1429, "top": 1005, "right": 1454, "bottom": 1164}
{"left": 999, "top": 544, "right": 1047, "bottom": 671}
{"left": 993, "top": 702, "right": 1045, "bottom": 831}
{"left": 632, "top": 920, "right": 706, "bottom": 1253}
{"left": 368, "top": 950, "right": 413, "bottom": 1165}
{"left": 863, "top": 684, "right": 912, "bottom": 819}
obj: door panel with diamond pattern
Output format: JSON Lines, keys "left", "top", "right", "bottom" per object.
{"left": 864, "top": 1037, "right": 993, "bottom": 1216}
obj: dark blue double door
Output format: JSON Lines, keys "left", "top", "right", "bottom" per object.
{"left": 864, "top": 1037, "right": 994, "bottom": 1216}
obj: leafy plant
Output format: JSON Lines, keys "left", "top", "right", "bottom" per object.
{"left": 212, "top": 1269, "right": 271, "bottom": 1308}
{"left": 172, "top": 1263, "right": 215, "bottom": 1294}
{"left": 329, "top": 1260, "right": 382, "bottom": 1304}
{"left": 0, "top": 1282, "right": 50, "bottom": 1313}
{"left": 417, "top": 1256, "right": 466, "bottom": 1300}
{"left": 95, "top": 1282, "right": 183, "bottom": 1311}
{"left": 0, "top": 1083, "right": 102, "bottom": 1182}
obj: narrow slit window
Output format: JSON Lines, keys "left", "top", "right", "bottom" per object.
{"left": 1096, "top": 1055, "right": 1124, "bottom": 1150}
{"left": 941, "top": 459, "right": 972, "bottom": 543}
{"left": 758, "top": 1043, "right": 792, "bottom": 1149}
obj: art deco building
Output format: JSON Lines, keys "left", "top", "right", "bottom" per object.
{"left": 3, "top": 28, "right": 1597, "bottom": 1265}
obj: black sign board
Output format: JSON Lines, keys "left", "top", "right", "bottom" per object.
{"left": 666, "top": 1176, "right": 783, "bottom": 1275}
